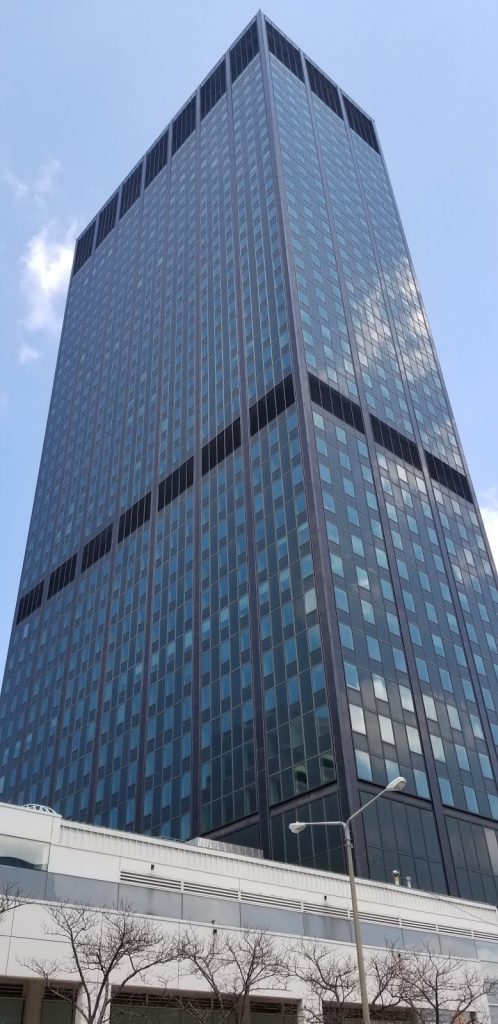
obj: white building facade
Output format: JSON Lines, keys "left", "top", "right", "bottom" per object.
{"left": 1, "top": 803, "right": 498, "bottom": 1023}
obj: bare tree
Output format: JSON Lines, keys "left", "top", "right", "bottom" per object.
{"left": 23, "top": 899, "right": 498, "bottom": 1024}
{"left": 394, "top": 943, "right": 497, "bottom": 1024}
{"left": 173, "top": 926, "right": 291, "bottom": 1024}
{"left": 26, "top": 902, "right": 179, "bottom": 1024}
{"left": 292, "top": 940, "right": 496, "bottom": 1024}
{"left": 292, "top": 941, "right": 359, "bottom": 1024}
{"left": 366, "top": 945, "right": 404, "bottom": 1021}
{"left": 0, "top": 880, "right": 27, "bottom": 917}
{"left": 292, "top": 941, "right": 405, "bottom": 1024}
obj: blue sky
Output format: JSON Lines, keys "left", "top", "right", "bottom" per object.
{"left": 1, "top": 0, "right": 498, "bottom": 679}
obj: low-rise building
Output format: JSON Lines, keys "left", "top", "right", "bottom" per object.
{"left": 0, "top": 803, "right": 497, "bottom": 1023}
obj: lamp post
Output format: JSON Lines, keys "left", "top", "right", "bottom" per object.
{"left": 289, "top": 776, "right": 406, "bottom": 1024}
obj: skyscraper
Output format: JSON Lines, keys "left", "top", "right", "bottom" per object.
{"left": 3, "top": 12, "right": 498, "bottom": 903}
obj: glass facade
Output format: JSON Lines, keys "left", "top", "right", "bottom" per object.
{"left": 2, "top": 14, "right": 498, "bottom": 901}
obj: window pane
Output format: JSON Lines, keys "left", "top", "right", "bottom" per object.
{"left": 349, "top": 704, "right": 366, "bottom": 734}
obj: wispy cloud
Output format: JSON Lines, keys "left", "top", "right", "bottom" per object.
{"left": 480, "top": 488, "right": 498, "bottom": 569}
{"left": 19, "top": 223, "right": 74, "bottom": 336}
{"left": 2, "top": 169, "right": 29, "bottom": 201}
{"left": 2, "top": 158, "right": 61, "bottom": 204}
{"left": 17, "top": 341, "right": 41, "bottom": 365}
{"left": 34, "top": 159, "right": 61, "bottom": 196}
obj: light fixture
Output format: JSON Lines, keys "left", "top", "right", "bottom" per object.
{"left": 286, "top": 774, "right": 408, "bottom": 1024}
{"left": 385, "top": 776, "right": 406, "bottom": 792}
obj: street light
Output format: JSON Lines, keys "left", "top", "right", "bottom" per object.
{"left": 289, "top": 776, "right": 406, "bottom": 1024}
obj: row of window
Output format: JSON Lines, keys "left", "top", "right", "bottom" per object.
{"left": 15, "top": 375, "right": 296, "bottom": 626}
{"left": 16, "top": 361, "right": 473, "bottom": 627}
{"left": 309, "top": 372, "right": 472, "bottom": 504}
{"left": 73, "top": 18, "right": 259, "bottom": 275}
{"left": 267, "top": 19, "right": 377, "bottom": 149}
{"left": 73, "top": 18, "right": 378, "bottom": 277}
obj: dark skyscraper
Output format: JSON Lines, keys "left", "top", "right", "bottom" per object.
{"left": 3, "top": 13, "right": 498, "bottom": 902}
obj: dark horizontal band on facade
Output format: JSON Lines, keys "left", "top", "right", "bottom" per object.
{"left": 72, "top": 19, "right": 378, "bottom": 278}
{"left": 308, "top": 372, "right": 472, "bottom": 505}
{"left": 266, "top": 20, "right": 303, "bottom": 81}
{"left": 16, "top": 580, "right": 44, "bottom": 625}
{"left": 308, "top": 373, "right": 365, "bottom": 433}
{"left": 145, "top": 130, "right": 168, "bottom": 188}
{"left": 82, "top": 523, "right": 113, "bottom": 572}
{"left": 266, "top": 19, "right": 377, "bottom": 153}
{"left": 370, "top": 415, "right": 422, "bottom": 471}
{"left": 202, "top": 420, "right": 241, "bottom": 474}
{"left": 201, "top": 60, "right": 226, "bottom": 120}
{"left": 72, "top": 18, "right": 260, "bottom": 277}
{"left": 118, "top": 492, "right": 152, "bottom": 543}
{"left": 96, "top": 193, "right": 118, "bottom": 248}
{"left": 342, "top": 95, "right": 380, "bottom": 153}
{"left": 15, "top": 375, "right": 296, "bottom": 626}
{"left": 305, "top": 59, "right": 342, "bottom": 120}
{"left": 120, "top": 163, "right": 143, "bottom": 219}
{"left": 47, "top": 553, "right": 77, "bottom": 600}
{"left": 18, "top": 371, "right": 472, "bottom": 627}
{"left": 158, "top": 458, "right": 194, "bottom": 511}
{"left": 249, "top": 375, "right": 295, "bottom": 435}
{"left": 230, "top": 19, "right": 259, "bottom": 84}
{"left": 425, "top": 451, "right": 473, "bottom": 505}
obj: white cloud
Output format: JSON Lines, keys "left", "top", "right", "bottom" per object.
{"left": 34, "top": 159, "right": 61, "bottom": 196}
{"left": 2, "top": 169, "right": 29, "bottom": 201}
{"left": 2, "top": 158, "right": 61, "bottom": 204}
{"left": 17, "top": 341, "right": 41, "bottom": 365}
{"left": 480, "top": 489, "right": 498, "bottom": 569}
{"left": 3, "top": 158, "right": 76, "bottom": 371}
{"left": 20, "top": 224, "right": 74, "bottom": 335}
